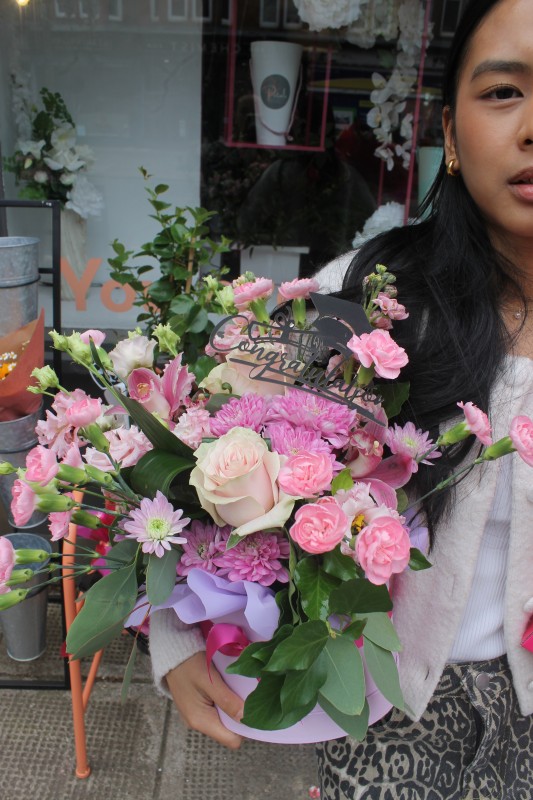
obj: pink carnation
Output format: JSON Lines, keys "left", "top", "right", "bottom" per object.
{"left": 25, "top": 445, "right": 59, "bottom": 486}
{"left": 173, "top": 406, "right": 212, "bottom": 450}
{"left": 278, "top": 451, "right": 333, "bottom": 497}
{"left": 65, "top": 396, "right": 103, "bottom": 428}
{"left": 457, "top": 402, "right": 492, "bottom": 446}
{"left": 510, "top": 416, "right": 533, "bottom": 467}
{"left": 289, "top": 497, "right": 349, "bottom": 554}
{"left": 233, "top": 278, "right": 274, "bottom": 310}
{"left": 372, "top": 293, "right": 409, "bottom": 320}
{"left": 0, "top": 537, "right": 15, "bottom": 594}
{"left": 213, "top": 531, "right": 290, "bottom": 586}
{"left": 355, "top": 515, "right": 411, "bottom": 585}
{"left": 278, "top": 278, "right": 319, "bottom": 301}
{"left": 210, "top": 394, "right": 267, "bottom": 437}
{"left": 49, "top": 507, "right": 74, "bottom": 541}
{"left": 11, "top": 479, "right": 37, "bottom": 528}
{"left": 108, "top": 426, "right": 152, "bottom": 467}
{"left": 36, "top": 388, "right": 95, "bottom": 458}
{"left": 177, "top": 520, "right": 229, "bottom": 576}
{"left": 348, "top": 329, "right": 408, "bottom": 380}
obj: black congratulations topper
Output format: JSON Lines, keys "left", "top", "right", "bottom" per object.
{"left": 208, "top": 293, "right": 384, "bottom": 423}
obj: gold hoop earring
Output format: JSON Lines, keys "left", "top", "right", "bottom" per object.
{"left": 446, "top": 158, "right": 459, "bottom": 176}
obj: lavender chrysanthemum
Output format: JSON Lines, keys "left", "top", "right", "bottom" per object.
{"left": 122, "top": 491, "right": 190, "bottom": 557}
{"left": 213, "top": 531, "right": 290, "bottom": 586}
{"left": 265, "top": 421, "right": 334, "bottom": 458}
{"left": 176, "top": 520, "right": 230, "bottom": 576}
{"left": 387, "top": 422, "right": 441, "bottom": 467}
{"left": 265, "top": 388, "right": 358, "bottom": 448}
{"left": 210, "top": 394, "right": 268, "bottom": 436}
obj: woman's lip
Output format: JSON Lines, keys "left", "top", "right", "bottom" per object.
{"left": 509, "top": 182, "right": 533, "bottom": 202}
{"left": 509, "top": 168, "right": 533, "bottom": 184}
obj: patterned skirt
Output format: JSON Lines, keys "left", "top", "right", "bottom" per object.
{"left": 316, "top": 655, "right": 533, "bottom": 800}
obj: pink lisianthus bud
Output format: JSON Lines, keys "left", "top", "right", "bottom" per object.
{"left": 289, "top": 497, "right": 349, "bottom": 554}
{"left": 509, "top": 415, "right": 533, "bottom": 466}
{"left": 277, "top": 450, "right": 333, "bottom": 498}
{"left": 347, "top": 329, "right": 408, "bottom": 380}
{"left": 278, "top": 278, "right": 320, "bottom": 301}
{"left": 109, "top": 334, "right": 156, "bottom": 380}
{"left": 355, "top": 515, "right": 411, "bottom": 585}
{"left": 25, "top": 445, "right": 59, "bottom": 486}
{"left": 79, "top": 329, "right": 106, "bottom": 347}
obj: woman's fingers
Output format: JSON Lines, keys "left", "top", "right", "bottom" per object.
{"left": 166, "top": 652, "right": 244, "bottom": 750}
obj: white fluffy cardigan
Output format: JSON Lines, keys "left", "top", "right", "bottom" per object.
{"left": 149, "top": 256, "right": 533, "bottom": 719}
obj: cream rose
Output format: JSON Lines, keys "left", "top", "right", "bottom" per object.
{"left": 200, "top": 350, "right": 288, "bottom": 397}
{"left": 190, "top": 427, "right": 294, "bottom": 538}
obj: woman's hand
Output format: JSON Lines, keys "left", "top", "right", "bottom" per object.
{"left": 165, "top": 652, "right": 244, "bottom": 750}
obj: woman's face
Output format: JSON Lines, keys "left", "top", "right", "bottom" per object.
{"left": 443, "top": 0, "right": 533, "bottom": 262}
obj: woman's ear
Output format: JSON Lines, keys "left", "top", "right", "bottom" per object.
{"left": 442, "top": 106, "right": 457, "bottom": 164}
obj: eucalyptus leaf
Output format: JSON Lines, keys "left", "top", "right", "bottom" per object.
{"left": 363, "top": 638, "right": 404, "bottom": 710}
{"left": 146, "top": 549, "right": 180, "bottom": 605}
{"left": 294, "top": 559, "right": 339, "bottom": 621}
{"left": 319, "top": 636, "right": 366, "bottom": 715}
{"left": 318, "top": 695, "right": 370, "bottom": 741}
{"left": 263, "top": 620, "right": 329, "bottom": 673}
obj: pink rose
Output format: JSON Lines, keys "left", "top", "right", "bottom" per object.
{"left": 277, "top": 450, "right": 333, "bottom": 497}
{"left": 80, "top": 329, "right": 106, "bottom": 347}
{"left": 289, "top": 497, "right": 349, "bottom": 555}
{"left": 25, "top": 445, "right": 59, "bottom": 486}
{"left": 457, "top": 401, "right": 492, "bottom": 446}
{"left": 355, "top": 515, "right": 411, "bottom": 585}
{"left": 0, "top": 537, "right": 15, "bottom": 593}
{"left": 190, "top": 427, "right": 295, "bottom": 538}
{"left": 233, "top": 278, "right": 274, "bottom": 310}
{"left": 510, "top": 415, "right": 533, "bottom": 466}
{"left": 65, "top": 396, "right": 103, "bottom": 428}
{"left": 347, "top": 329, "right": 408, "bottom": 380}
{"left": 11, "top": 479, "right": 37, "bottom": 527}
{"left": 278, "top": 278, "right": 320, "bottom": 301}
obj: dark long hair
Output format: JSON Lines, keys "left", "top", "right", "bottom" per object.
{"left": 340, "top": 0, "right": 524, "bottom": 543}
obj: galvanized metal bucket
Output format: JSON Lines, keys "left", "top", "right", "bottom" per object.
{"left": 0, "top": 405, "right": 47, "bottom": 530}
{"left": 0, "top": 237, "right": 40, "bottom": 337}
{"left": 0, "top": 532, "right": 52, "bottom": 661}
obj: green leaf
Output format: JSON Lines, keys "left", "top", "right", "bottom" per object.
{"left": 363, "top": 639, "right": 404, "bottom": 710}
{"left": 280, "top": 658, "right": 327, "bottom": 715}
{"left": 115, "top": 393, "right": 193, "bottom": 457}
{"left": 329, "top": 579, "right": 393, "bottom": 616}
{"left": 204, "top": 393, "right": 240, "bottom": 413}
{"left": 146, "top": 279, "right": 175, "bottom": 303}
{"left": 146, "top": 549, "right": 180, "bottom": 605}
{"left": 154, "top": 183, "right": 169, "bottom": 195}
{"left": 169, "top": 294, "right": 195, "bottom": 315}
{"left": 319, "top": 636, "right": 366, "bottom": 715}
{"left": 396, "top": 488, "right": 408, "bottom": 513}
{"left": 240, "top": 673, "right": 285, "bottom": 730}
{"left": 322, "top": 548, "right": 359, "bottom": 581}
{"left": 341, "top": 619, "right": 366, "bottom": 639}
{"left": 331, "top": 468, "right": 354, "bottom": 494}
{"left": 263, "top": 620, "right": 329, "bottom": 673}
{"left": 318, "top": 695, "right": 370, "bottom": 741}
{"left": 130, "top": 450, "right": 194, "bottom": 499}
{"left": 374, "top": 381, "right": 410, "bottom": 419}
{"left": 226, "top": 627, "right": 293, "bottom": 678}
{"left": 102, "top": 538, "right": 138, "bottom": 567}
{"left": 408, "top": 548, "right": 432, "bottom": 571}
{"left": 187, "top": 307, "right": 209, "bottom": 334}
{"left": 66, "top": 563, "right": 139, "bottom": 659}
{"left": 294, "top": 559, "right": 339, "bottom": 621}
{"left": 357, "top": 612, "right": 402, "bottom": 652}
{"left": 189, "top": 355, "right": 217, "bottom": 384}
{"left": 120, "top": 640, "right": 138, "bottom": 703}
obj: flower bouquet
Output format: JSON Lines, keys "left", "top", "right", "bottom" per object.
{"left": 1, "top": 266, "right": 532, "bottom": 743}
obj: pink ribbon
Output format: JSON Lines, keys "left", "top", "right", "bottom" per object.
{"left": 200, "top": 621, "right": 250, "bottom": 680}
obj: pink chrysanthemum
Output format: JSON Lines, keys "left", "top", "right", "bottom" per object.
{"left": 210, "top": 394, "right": 268, "bottom": 437}
{"left": 213, "top": 531, "right": 290, "bottom": 586}
{"left": 387, "top": 422, "right": 440, "bottom": 469}
{"left": 265, "top": 422, "right": 334, "bottom": 458}
{"left": 122, "top": 491, "right": 190, "bottom": 557}
{"left": 176, "top": 520, "right": 230, "bottom": 576}
{"left": 265, "top": 389, "right": 358, "bottom": 448}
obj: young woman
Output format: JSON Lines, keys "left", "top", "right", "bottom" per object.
{"left": 149, "top": 0, "right": 533, "bottom": 796}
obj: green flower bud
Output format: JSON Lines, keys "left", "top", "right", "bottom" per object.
{"left": 0, "top": 460, "right": 17, "bottom": 475}
{"left": 81, "top": 423, "right": 111, "bottom": 452}
{"left": 0, "top": 589, "right": 29, "bottom": 610}
{"left": 6, "top": 568, "right": 35, "bottom": 586}
{"left": 30, "top": 365, "right": 60, "bottom": 392}
{"left": 84, "top": 464, "right": 115, "bottom": 486}
{"left": 437, "top": 422, "right": 470, "bottom": 446}
{"left": 152, "top": 324, "right": 180, "bottom": 357}
{"left": 57, "top": 464, "right": 87, "bottom": 485}
{"left": 482, "top": 436, "right": 514, "bottom": 461}
{"left": 15, "top": 548, "right": 50, "bottom": 564}
{"left": 64, "top": 332, "right": 93, "bottom": 366}
{"left": 71, "top": 510, "right": 104, "bottom": 529}
{"left": 49, "top": 330, "right": 69, "bottom": 351}
{"left": 291, "top": 297, "right": 306, "bottom": 329}
{"left": 36, "top": 494, "right": 76, "bottom": 513}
